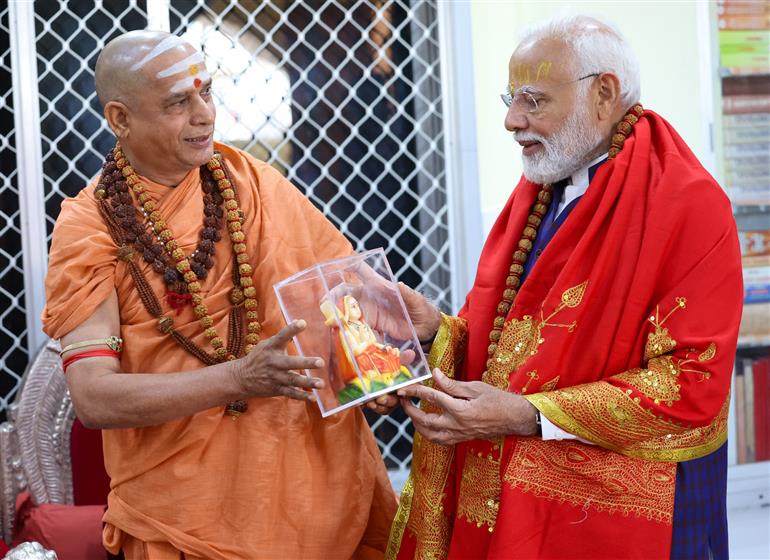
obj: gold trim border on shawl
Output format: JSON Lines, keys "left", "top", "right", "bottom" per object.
{"left": 385, "top": 476, "right": 414, "bottom": 560}
{"left": 502, "top": 439, "right": 677, "bottom": 524}
{"left": 525, "top": 384, "right": 729, "bottom": 462}
{"left": 386, "top": 313, "right": 467, "bottom": 560}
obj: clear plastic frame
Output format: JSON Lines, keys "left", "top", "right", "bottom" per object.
{"left": 273, "top": 248, "right": 431, "bottom": 417}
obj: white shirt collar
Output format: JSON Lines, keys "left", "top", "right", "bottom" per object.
{"left": 557, "top": 152, "right": 608, "bottom": 217}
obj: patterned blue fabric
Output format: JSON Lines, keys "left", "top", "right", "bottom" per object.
{"left": 520, "top": 160, "right": 729, "bottom": 559}
{"left": 671, "top": 443, "right": 729, "bottom": 560}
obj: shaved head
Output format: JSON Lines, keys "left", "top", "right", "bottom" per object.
{"left": 95, "top": 30, "right": 188, "bottom": 108}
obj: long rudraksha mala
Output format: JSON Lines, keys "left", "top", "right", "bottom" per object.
{"left": 481, "top": 103, "right": 644, "bottom": 378}
{"left": 95, "top": 144, "right": 264, "bottom": 417}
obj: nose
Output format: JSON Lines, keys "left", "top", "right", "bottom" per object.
{"left": 504, "top": 104, "right": 528, "bottom": 133}
{"left": 191, "top": 93, "right": 215, "bottom": 126}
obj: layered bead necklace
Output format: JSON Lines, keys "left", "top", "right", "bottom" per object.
{"left": 481, "top": 104, "right": 644, "bottom": 380}
{"left": 95, "top": 144, "right": 266, "bottom": 416}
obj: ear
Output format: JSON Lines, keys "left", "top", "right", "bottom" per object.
{"left": 594, "top": 72, "right": 621, "bottom": 121}
{"left": 103, "top": 101, "right": 131, "bottom": 139}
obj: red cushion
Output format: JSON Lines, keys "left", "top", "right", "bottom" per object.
{"left": 12, "top": 492, "right": 105, "bottom": 560}
{"left": 70, "top": 418, "right": 110, "bottom": 505}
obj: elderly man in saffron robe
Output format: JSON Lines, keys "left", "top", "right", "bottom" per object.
{"left": 41, "top": 30, "right": 436, "bottom": 559}
{"left": 383, "top": 15, "right": 742, "bottom": 560}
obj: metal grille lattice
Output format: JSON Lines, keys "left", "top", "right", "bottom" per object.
{"left": 7, "top": 0, "right": 450, "bottom": 482}
{"left": 0, "top": 4, "right": 28, "bottom": 417}
{"left": 34, "top": 1, "right": 148, "bottom": 240}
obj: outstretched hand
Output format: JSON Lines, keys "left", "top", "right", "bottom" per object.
{"left": 397, "top": 368, "right": 538, "bottom": 445}
{"left": 231, "top": 320, "right": 325, "bottom": 402}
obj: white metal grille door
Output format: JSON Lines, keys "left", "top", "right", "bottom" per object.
{"left": 4, "top": 0, "right": 452, "bottom": 483}
{"left": 0, "top": 3, "right": 27, "bottom": 413}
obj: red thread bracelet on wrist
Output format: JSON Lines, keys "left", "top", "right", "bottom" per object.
{"left": 62, "top": 349, "right": 121, "bottom": 373}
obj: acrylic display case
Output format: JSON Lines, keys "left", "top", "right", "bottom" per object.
{"left": 273, "top": 248, "right": 431, "bottom": 416}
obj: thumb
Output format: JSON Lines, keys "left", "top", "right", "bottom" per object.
{"left": 432, "top": 368, "right": 473, "bottom": 398}
{"left": 398, "top": 282, "right": 419, "bottom": 307}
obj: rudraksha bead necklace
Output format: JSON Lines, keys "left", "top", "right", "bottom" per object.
{"left": 95, "top": 144, "right": 265, "bottom": 416}
{"left": 97, "top": 151, "right": 223, "bottom": 302}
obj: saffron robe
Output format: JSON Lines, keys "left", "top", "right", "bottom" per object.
{"left": 387, "top": 110, "right": 742, "bottom": 559}
{"left": 43, "top": 143, "right": 397, "bottom": 559}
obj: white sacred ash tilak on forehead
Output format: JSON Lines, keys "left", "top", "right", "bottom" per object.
{"left": 130, "top": 35, "right": 185, "bottom": 71}
{"left": 156, "top": 51, "right": 211, "bottom": 93}
{"left": 157, "top": 52, "right": 205, "bottom": 78}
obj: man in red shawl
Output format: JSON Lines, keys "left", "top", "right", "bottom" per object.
{"left": 384, "top": 14, "right": 742, "bottom": 560}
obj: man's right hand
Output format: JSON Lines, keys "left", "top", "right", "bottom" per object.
{"left": 397, "top": 282, "right": 441, "bottom": 343}
{"left": 231, "top": 320, "right": 325, "bottom": 402}
{"left": 62, "top": 290, "right": 328, "bottom": 429}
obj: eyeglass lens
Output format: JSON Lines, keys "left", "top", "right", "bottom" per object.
{"left": 501, "top": 91, "right": 537, "bottom": 113}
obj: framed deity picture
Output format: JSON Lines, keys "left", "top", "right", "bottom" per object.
{"left": 273, "top": 248, "right": 431, "bottom": 416}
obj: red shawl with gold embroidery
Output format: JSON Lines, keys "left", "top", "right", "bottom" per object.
{"left": 388, "top": 110, "right": 742, "bottom": 559}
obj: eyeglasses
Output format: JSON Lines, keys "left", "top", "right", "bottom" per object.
{"left": 500, "top": 73, "right": 601, "bottom": 114}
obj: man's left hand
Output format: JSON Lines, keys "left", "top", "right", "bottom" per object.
{"left": 397, "top": 368, "right": 538, "bottom": 445}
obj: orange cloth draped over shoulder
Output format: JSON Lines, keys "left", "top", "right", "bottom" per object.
{"left": 42, "top": 143, "right": 397, "bottom": 559}
{"left": 387, "top": 110, "right": 742, "bottom": 559}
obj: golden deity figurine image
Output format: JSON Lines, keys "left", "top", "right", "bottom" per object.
{"left": 320, "top": 294, "right": 412, "bottom": 404}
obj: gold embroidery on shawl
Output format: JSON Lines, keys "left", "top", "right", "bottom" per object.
{"left": 456, "top": 443, "right": 503, "bottom": 532}
{"left": 503, "top": 440, "right": 676, "bottom": 523}
{"left": 521, "top": 370, "right": 539, "bottom": 394}
{"left": 459, "top": 281, "right": 588, "bottom": 531}
{"left": 644, "top": 297, "right": 686, "bottom": 361}
{"left": 484, "top": 281, "right": 588, "bottom": 389}
{"left": 389, "top": 313, "right": 466, "bottom": 560}
{"left": 618, "top": 298, "right": 717, "bottom": 405}
{"left": 698, "top": 342, "right": 717, "bottom": 362}
{"left": 406, "top": 434, "right": 453, "bottom": 560}
{"left": 615, "top": 356, "right": 681, "bottom": 406}
{"left": 525, "top": 386, "right": 729, "bottom": 461}
{"left": 484, "top": 315, "right": 536, "bottom": 389}
{"left": 678, "top": 344, "right": 718, "bottom": 382}
{"left": 539, "top": 375, "right": 560, "bottom": 392}
{"left": 561, "top": 281, "right": 588, "bottom": 308}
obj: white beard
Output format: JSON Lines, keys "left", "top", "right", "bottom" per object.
{"left": 517, "top": 101, "right": 606, "bottom": 185}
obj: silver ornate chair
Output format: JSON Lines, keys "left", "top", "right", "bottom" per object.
{"left": 0, "top": 339, "right": 75, "bottom": 544}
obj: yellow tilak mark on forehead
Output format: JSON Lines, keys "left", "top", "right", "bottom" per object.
{"left": 535, "top": 61, "right": 552, "bottom": 81}
{"left": 510, "top": 60, "right": 553, "bottom": 90}
{"left": 189, "top": 64, "right": 200, "bottom": 76}
{"left": 511, "top": 64, "right": 530, "bottom": 89}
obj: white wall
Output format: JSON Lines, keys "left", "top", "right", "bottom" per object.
{"left": 468, "top": 1, "right": 713, "bottom": 235}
